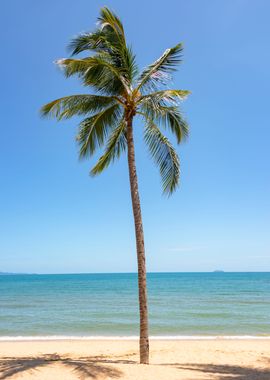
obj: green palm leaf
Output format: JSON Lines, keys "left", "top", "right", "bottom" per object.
{"left": 56, "top": 56, "right": 129, "bottom": 95}
{"left": 41, "top": 94, "right": 116, "bottom": 120}
{"left": 69, "top": 7, "right": 137, "bottom": 84}
{"left": 139, "top": 89, "right": 190, "bottom": 104}
{"left": 69, "top": 7, "right": 125, "bottom": 55}
{"left": 136, "top": 43, "right": 183, "bottom": 93}
{"left": 98, "top": 7, "right": 125, "bottom": 42}
{"left": 144, "top": 122, "right": 180, "bottom": 194}
{"left": 77, "top": 104, "right": 122, "bottom": 158}
{"left": 68, "top": 30, "right": 109, "bottom": 55}
{"left": 141, "top": 102, "right": 189, "bottom": 143}
{"left": 90, "top": 118, "right": 127, "bottom": 175}
{"left": 160, "top": 107, "right": 189, "bottom": 143}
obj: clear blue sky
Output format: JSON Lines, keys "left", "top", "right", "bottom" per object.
{"left": 1, "top": 0, "right": 269, "bottom": 273}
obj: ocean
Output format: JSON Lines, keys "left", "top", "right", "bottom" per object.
{"left": 0, "top": 272, "right": 269, "bottom": 339}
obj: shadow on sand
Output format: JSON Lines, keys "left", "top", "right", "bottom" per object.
{"left": 1, "top": 355, "right": 270, "bottom": 380}
{"left": 175, "top": 362, "right": 270, "bottom": 380}
{"left": 0, "top": 354, "right": 129, "bottom": 379}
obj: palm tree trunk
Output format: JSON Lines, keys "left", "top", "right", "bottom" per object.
{"left": 126, "top": 116, "right": 149, "bottom": 364}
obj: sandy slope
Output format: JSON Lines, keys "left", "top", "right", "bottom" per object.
{"left": 0, "top": 339, "right": 269, "bottom": 379}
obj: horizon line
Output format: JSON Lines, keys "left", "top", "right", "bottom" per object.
{"left": 1, "top": 271, "right": 270, "bottom": 275}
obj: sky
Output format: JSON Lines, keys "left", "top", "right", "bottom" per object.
{"left": 0, "top": 0, "right": 269, "bottom": 273}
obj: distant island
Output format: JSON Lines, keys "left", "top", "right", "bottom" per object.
{"left": 213, "top": 270, "right": 225, "bottom": 273}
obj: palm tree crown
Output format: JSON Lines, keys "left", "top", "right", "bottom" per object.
{"left": 41, "top": 7, "right": 190, "bottom": 194}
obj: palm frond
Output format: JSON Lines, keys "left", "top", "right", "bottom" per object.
{"left": 90, "top": 118, "right": 127, "bottom": 175}
{"left": 68, "top": 29, "right": 107, "bottom": 55}
{"left": 139, "top": 89, "right": 190, "bottom": 104}
{"left": 136, "top": 43, "right": 183, "bottom": 93}
{"left": 69, "top": 8, "right": 137, "bottom": 84}
{"left": 144, "top": 122, "right": 180, "bottom": 194}
{"left": 69, "top": 7, "right": 125, "bottom": 56}
{"left": 160, "top": 107, "right": 189, "bottom": 143}
{"left": 41, "top": 94, "right": 116, "bottom": 120}
{"left": 120, "top": 45, "right": 138, "bottom": 83}
{"left": 56, "top": 56, "right": 129, "bottom": 95}
{"left": 98, "top": 7, "right": 125, "bottom": 42}
{"left": 97, "top": 8, "right": 138, "bottom": 82}
{"left": 77, "top": 104, "right": 122, "bottom": 158}
{"left": 139, "top": 94, "right": 189, "bottom": 143}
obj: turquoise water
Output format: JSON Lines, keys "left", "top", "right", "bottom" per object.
{"left": 0, "top": 273, "right": 269, "bottom": 337}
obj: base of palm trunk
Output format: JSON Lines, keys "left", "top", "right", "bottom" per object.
{"left": 140, "top": 337, "right": 149, "bottom": 364}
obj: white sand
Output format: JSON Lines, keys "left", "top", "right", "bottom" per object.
{"left": 0, "top": 339, "right": 270, "bottom": 379}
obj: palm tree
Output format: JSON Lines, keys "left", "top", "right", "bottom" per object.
{"left": 41, "top": 7, "right": 190, "bottom": 364}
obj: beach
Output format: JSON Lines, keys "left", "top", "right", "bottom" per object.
{"left": 0, "top": 339, "right": 270, "bottom": 379}
{"left": 2, "top": 0, "right": 270, "bottom": 378}
{"left": 1, "top": 273, "right": 269, "bottom": 378}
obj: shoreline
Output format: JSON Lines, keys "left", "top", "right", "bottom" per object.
{"left": 1, "top": 335, "right": 270, "bottom": 341}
